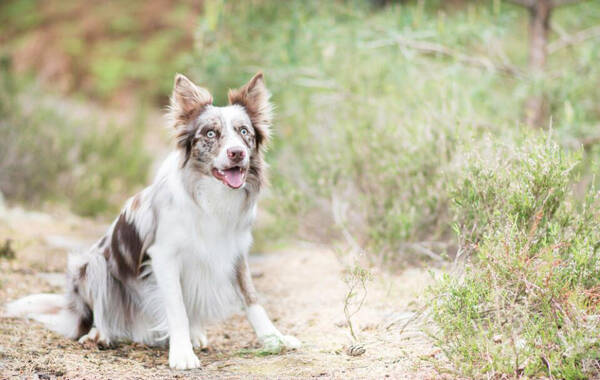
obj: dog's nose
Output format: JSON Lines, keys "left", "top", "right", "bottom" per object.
{"left": 227, "top": 147, "right": 246, "bottom": 163}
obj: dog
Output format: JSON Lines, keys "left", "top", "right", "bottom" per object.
{"left": 4, "top": 72, "right": 300, "bottom": 370}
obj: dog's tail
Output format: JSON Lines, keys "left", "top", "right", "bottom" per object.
{"left": 4, "top": 293, "right": 82, "bottom": 338}
{"left": 3, "top": 254, "right": 93, "bottom": 340}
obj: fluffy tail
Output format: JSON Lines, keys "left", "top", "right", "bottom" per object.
{"left": 4, "top": 293, "right": 84, "bottom": 339}
{"left": 4, "top": 253, "right": 94, "bottom": 340}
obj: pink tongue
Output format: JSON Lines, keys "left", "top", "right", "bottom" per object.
{"left": 223, "top": 168, "right": 244, "bottom": 188}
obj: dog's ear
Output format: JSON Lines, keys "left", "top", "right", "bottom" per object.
{"left": 168, "top": 74, "right": 213, "bottom": 127}
{"left": 169, "top": 74, "right": 212, "bottom": 167}
{"left": 228, "top": 72, "right": 272, "bottom": 147}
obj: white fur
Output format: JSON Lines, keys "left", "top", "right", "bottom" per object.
{"left": 247, "top": 304, "right": 301, "bottom": 352}
{"left": 145, "top": 151, "right": 257, "bottom": 368}
{"left": 3, "top": 294, "right": 80, "bottom": 338}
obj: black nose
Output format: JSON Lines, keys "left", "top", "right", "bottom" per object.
{"left": 227, "top": 147, "right": 246, "bottom": 163}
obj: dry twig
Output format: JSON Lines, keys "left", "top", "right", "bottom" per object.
{"left": 363, "top": 35, "right": 523, "bottom": 78}
{"left": 548, "top": 25, "right": 600, "bottom": 53}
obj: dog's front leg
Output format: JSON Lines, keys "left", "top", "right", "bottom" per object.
{"left": 235, "top": 255, "right": 300, "bottom": 352}
{"left": 151, "top": 246, "right": 200, "bottom": 370}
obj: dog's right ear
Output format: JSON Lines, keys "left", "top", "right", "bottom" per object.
{"left": 168, "top": 74, "right": 213, "bottom": 127}
{"left": 168, "top": 74, "right": 212, "bottom": 167}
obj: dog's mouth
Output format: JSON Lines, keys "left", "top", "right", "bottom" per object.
{"left": 211, "top": 166, "right": 247, "bottom": 189}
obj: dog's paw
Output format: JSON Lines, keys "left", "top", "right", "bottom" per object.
{"left": 190, "top": 328, "right": 208, "bottom": 349}
{"left": 78, "top": 327, "right": 110, "bottom": 349}
{"left": 280, "top": 334, "right": 301, "bottom": 349}
{"left": 259, "top": 334, "right": 301, "bottom": 354}
{"left": 169, "top": 345, "right": 201, "bottom": 370}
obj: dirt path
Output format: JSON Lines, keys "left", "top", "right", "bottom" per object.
{"left": 0, "top": 208, "right": 441, "bottom": 379}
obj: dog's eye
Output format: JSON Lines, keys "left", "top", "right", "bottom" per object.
{"left": 206, "top": 130, "right": 216, "bottom": 138}
{"left": 240, "top": 127, "right": 248, "bottom": 136}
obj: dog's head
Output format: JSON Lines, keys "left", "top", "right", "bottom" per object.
{"left": 168, "top": 73, "right": 272, "bottom": 190}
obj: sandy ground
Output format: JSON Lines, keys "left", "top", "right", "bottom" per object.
{"left": 0, "top": 207, "right": 444, "bottom": 379}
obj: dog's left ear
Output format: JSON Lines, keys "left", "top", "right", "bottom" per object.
{"left": 228, "top": 72, "right": 272, "bottom": 147}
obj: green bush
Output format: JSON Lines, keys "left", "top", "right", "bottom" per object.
{"left": 0, "top": 62, "right": 150, "bottom": 216}
{"left": 187, "top": 3, "right": 600, "bottom": 374}
{"left": 429, "top": 136, "right": 600, "bottom": 378}
{"left": 189, "top": 0, "right": 600, "bottom": 258}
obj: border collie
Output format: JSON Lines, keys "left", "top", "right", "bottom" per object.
{"left": 4, "top": 72, "right": 300, "bottom": 370}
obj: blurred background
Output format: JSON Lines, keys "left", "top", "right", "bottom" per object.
{"left": 1, "top": 1, "right": 600, "bottom": 376}
{"left": 1, "top": 0, "right": 598, "bottom": 254}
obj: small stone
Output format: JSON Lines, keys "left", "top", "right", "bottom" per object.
{"left": 347, "top": 344, "right": 366, "bottom": 356}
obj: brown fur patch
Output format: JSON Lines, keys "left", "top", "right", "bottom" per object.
{"left": 97, "top": 235, "right": 107, "bottom": 248}
{"left": 131, "top": 194, "right": 141, "bottom": 211}
{"left": 139, "top": 252, "right": 152, "bottom": 280}
{"left": 45, "top": 305, "right": 63, "bottom": 315}
{"left": 67, "top": 284, "right": 93, "bottom": 339}
{"left": 235, "top": 256, "right": 258, "bottom": 306}
{"left": 79, "top": 263, "right": 88, "bottom": 281}
{"left": 168, "top": 74, "right": 214, "bottom": 167}
{"left": 246, "top": 154, "right": 267, "bottom": 193}
{"left": 110, "top": 213, "right": 143, "bottom": 279}
{"left": 75, "top": 303, "right": 93, "bottom": 338}
{"left": 170, "top": 74, "right": 212, "bottom": 124}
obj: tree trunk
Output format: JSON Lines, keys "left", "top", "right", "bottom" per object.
{"left": 525, "top": 0, "right": 552, "bottom": 128}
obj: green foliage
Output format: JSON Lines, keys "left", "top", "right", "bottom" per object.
{"left": 0, "top": 63, "right": 150, "bottom": 216}
{"left": 451, "top": 134, "right": 580, "bottom": 253}
{"left": 0, "top": 0, "right": 197, "bottom": 104}
{"left": 189, "top": 0, "right": 600, "bottom": 262}
{"left": 429, "top": 137, "right": 600, "bottom": 378}
{"left": 186, "top": 2, "right": 600, "bottom": 375}
{"left": 343, "top": 263, "right": 373, "bottom": 342}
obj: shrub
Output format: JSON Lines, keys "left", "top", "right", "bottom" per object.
{"left": 0, "top": 61, "right": 150, "bottom": 216}
{"left": 189, "top": 0, "right": 600, "bottom": 259}
{"left": 428, "top": 136, "right": 600, "bottom": 378}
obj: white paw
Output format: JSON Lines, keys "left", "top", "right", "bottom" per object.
{"left": 190, "top": 328, "right": 208, "bottom": 349}
{"left": 259, "top": 334, "right": 301, "bottom": 354}
{"left": 78, "top": 327, "right": 110, "bottom": 348}
{"left": 280, "top": 334, "right": 301, "bottom": 349}
{"left": 169, "top": 344, "right": 200, "bottom": 370}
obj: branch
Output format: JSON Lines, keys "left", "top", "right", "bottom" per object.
{"left": 364, "top": 36, "right": 523, "bottom": 78}
{"left": 505, "top": 0, "right": 588, "bottom": 9}
{"left": 548, "top": 25, "right": 600, "bottom": 53}
{"left": 504, "top": 0, "right": 535, "bottom": 7}
{"left": 399, "top": 243, "right": 444, "bottom": 261}
{"left": 551, "top": 0, "right": 590, "bottom": 7}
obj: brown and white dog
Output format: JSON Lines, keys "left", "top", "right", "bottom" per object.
{"left": 4, "top": 73, "right": 300, "bottom": 370}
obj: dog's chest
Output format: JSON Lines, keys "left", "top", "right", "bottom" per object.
{"left": 187, "top": 181, "right": 255, "bottom": 260}
{"left": 173, "top": 182, "right": 256, "bottom": 321}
